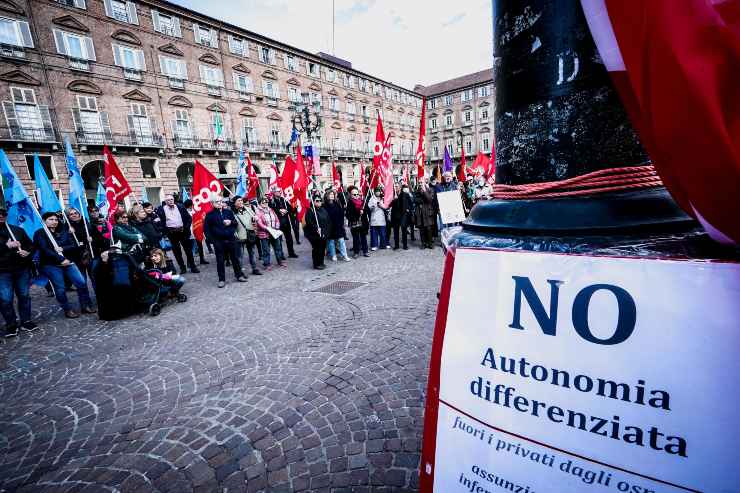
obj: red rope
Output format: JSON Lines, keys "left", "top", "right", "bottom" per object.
{"left": 491, "top": 165, "right": 663, "bottom": 200}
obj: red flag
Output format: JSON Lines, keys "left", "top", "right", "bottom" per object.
{"left": 470, "top": 152, "right": 489, "bottom": 177}
{"left": 278, "top": 155, "right": 296, "bottom": 192}
{"left": 416, "top": 98, "right": 427, "bottom": 179}
{"left": 331, "top": 161, "right": 343, "bottom": 192}
{"left": 401, "top": 164, "right": 409, "bottom": 185}
{"left": 379, "top": 135, "right": 395, "bottom": 208}
{"left": 371, "top": 111, "right": 386, "bottom": 188}
{"left": 359, "top": 162, "right": 368, "bottom": 196}
{"left": 487, "top": 149, "right": 496, "bottom": 187}
{"left": 191, "top": 160, "right": 223, "bottom": 241}
{"left": 582, "top": 0, "right": 740, "bottom": 244}
{"left": 292, "top": 141, "right": 310, "bottom": 221}
{"left": 457, "top": 146, "right": 467, "bottom": 182}
{"left": 103, "top": 146, "right": 131, "bottom": 223}
{"left": 246, "top": 156, "right": 260, "bottom": 200}
{"left": 268, "top": 160, "right": 279, "bottom": 191}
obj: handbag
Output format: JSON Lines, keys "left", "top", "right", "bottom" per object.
{"left": 159, "top": 237, "right": 172, "bottom": 250}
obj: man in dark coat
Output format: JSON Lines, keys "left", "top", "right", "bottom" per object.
{"left": 390, "top": 184, "right": 414, "bottom": 250}
{"left": 0, "top": 208, "right": 37, "bottom": 336}
{"left": 269, "top": 187, "right": 298, "bottom": 259}
{"left": 203, "top": 196, "right": 247, "bottom": 288}
{"left": 156, "top": 194, "right": 199, "bottom": 274}
{"left": 303, "top": 194, "right": 332, "bottom": 270}
{"left": 414, "top": 181, "right": 437, "bottom": 249}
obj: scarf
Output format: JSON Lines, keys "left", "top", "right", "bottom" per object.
{"left": 351, "top": 197, "right": 364, "bottom": 209}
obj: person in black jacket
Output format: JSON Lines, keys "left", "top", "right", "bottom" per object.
{"left": 156, "top": 194, "right": 199, "bottom": 275}
{"left": 303, "top": 194, "right": 332, "bottom": 270}
{"left": 268, "top": 187, "right": 298, "bottom": 259}
{"left": 0, "top": 209, "right": 37, "bottom": 337}
{"left": 203, "top": 196, "right": 247, "bottom": 287}
{"left": 34, "top": 212, "right": 95, "bottom": 319}
{"left": 345, "top": 186, "right": 370, "bottom": 258}
{"left": 130, "top": 204, "right": 162, "bottom": 253}
{"left": 390, "top": 183, "right": 414, "bottom": 250}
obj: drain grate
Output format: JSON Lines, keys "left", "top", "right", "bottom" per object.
{"left": 311, "top": 280, "right": 367, "bottom": 295}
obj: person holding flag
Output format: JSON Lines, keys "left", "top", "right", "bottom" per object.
{"left": 33, "top": 155, "right": 63, "bottom": 215}
{"left": 0, "top": 207, "right": 37, "bottom": 337}
{"left": 65, "top": 138, "right": 89, "bottom": 221}
{"left": 203, "top": 195, "right": 247, "bottom": 288}
{"left": 345, "top": 185, "right": 369, "bottom": 258}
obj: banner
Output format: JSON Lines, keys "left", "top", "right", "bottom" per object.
{"left": 191, "top": 160, "right": 223, "bottom": 241}
{"left": 421, "top": 248, "right": 740, "bottom": 492}
{"left": 437, "top": 190, "right": 465, "bottom": 224}
{"left": 416, "top": 98, "right": 426, "bottom": 179}
{"left": 103, "top": 146, "right": 131, "bottom": 220}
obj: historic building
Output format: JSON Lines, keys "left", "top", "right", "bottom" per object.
{"left": 414, "top": 68, "right": 494, "bottom": 174}
{"left": 0, "top": 0, "right": 422, "bottom": 204}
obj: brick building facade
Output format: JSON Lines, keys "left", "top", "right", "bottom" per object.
{"left": 0, "top": 0, "right": 423, "bottom": 206}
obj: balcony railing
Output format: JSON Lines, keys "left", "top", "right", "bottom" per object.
{"left": 0, "top": 44, "right": 25, "bottom": 60}
{"left": 75, "top": 129, "right": 112, "bottom": 145}
{"left": 129, "top": 131, "right": 164, "bottom": 147}
{"left": 173, "top": 134, "right": 237, "bottom": 151}
{"left": 69, "top": 58, "right": 90, "bottom": 71}
{"left": 207, "top": 85, "right": 222, "bottom": 97}
{"left": 168, "top": 77, "right": 185, "bottom": 90}
{"left": 73, "top": 130, "right": 163, "bottom": 148}
{"left": 0, "top": 125, "right": 57, "bottom": 143}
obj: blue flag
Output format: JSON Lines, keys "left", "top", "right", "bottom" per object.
{"left": 235, "top": 145, "right": 247, "bottom": 196}
{"left": 95, "top": 181, "right": 109, "bottom": 218}
{"left": 0, "top": 150, "right": 44, "bottom": 238}
{"left": 287, "top": 128, "right": 300, "bottom": 150}
{"left": 65, "top": 138, "right": 88, "bottom": 221}
{"left": 34, "top": 155, "right": 63, "bottom": 215}
{"left": 180, "top": 186, "right": 190, "bottom": 202}
{"left": 141, "top": 186, "right": 149, "bottom": 204}
{"left": 443, "top": 146, "right": 454, "bottom": 173}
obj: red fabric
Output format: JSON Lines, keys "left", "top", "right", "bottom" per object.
{"left": 605, "top": 0, "right": 740, "bottom": 244}
{"left": 379, "top": 135, "right": 395, "bottom": 208}
{"left": 371, "top": 113, "right": 386, "bottom": 189}
{"left": 103, "top": 146, "right": 131, "bottom": 224}
{"left": 191, "top": 160, "right": 223, "bottom": 241}
{"left": 470, "top": 152, "right": 489, "bottom": 176}
{"left": 359, "top": 164, "right": 368, "bottom": 196}
{"left": 401, "top": 164, "right": 409, "bottom": 185}
{"left": 245, "top": 156, "right": 260, "bottom": 200}
{"left": 331, "top": 161, "right": 343, "bottom": 192}
{"left": 416, "top": 98, "right": 427, "bottom": 179}
{"left": 293, "top": 142, "right": 310, "bottom": 221}
{"left": 457, "top": 147, "right": 467, "bottom": 182}
{"left": 278, "top": 156, "right": 296, "bottom": 192}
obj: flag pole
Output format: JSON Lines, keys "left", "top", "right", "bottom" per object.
{"left": 4, "top": 222, "right": 16, "bottom": 243}
{"left": 0, "top": 177, "right": 57, "bottom": 248}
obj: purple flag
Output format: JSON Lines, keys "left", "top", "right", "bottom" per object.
{"left": 443, "top": 146, "right": 453, "bottom": 173}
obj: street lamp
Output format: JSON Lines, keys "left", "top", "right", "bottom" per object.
{"left": 292, "top": 92, "right": 323, "bottom": 188}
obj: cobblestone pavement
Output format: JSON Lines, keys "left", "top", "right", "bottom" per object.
{"left": 0, "top": 236, "right": 443, "bottom": 492}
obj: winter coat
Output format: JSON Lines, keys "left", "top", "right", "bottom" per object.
{"left": 367, "top": 195, "right": 387, "bottom": 227}
{"left": 390, "top": 192, "right": 414, "bottom": 227}
{"left": 255, "top": 206, "right": 281, "bottom": 240}
{"left": 345, "top": 199, "right": 369, "bottom": 233}
{"left": 112, "top": 223, "right": 143, "bottom": 252}
{"left": 414, "top": 188, "right": 437, "bottom": 228}
{"left": 232, "top": 206, "right": 257, "bottom": 241}
{"left": 269, "top": 196, "right": 295, "bottom": 230}
{"left": 204, "top": 208, "right": 238, "bottom": 243}
{"left": 303, "top": 206, "right": 332, "bottom": 241}
{"left": 132, "top": 217, "right": 162, "bottom": 248}
{"left": 324, "top": 201, "right": 346, "bottom": 240}
{"left": 33, "top": 227, "right": 82, "bottom": 267}
{"left": 0, "top": 224, "right": 34, "bottom": 272}
{"left": 155, "top": 203, "right": 192, "bottom": 231}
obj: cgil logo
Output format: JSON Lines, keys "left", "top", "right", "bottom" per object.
{"left": 508, "top": 276, "right": 637, "bottom": 346}
{"left": 192, "top": 180, "right": 223, "bottom": 212}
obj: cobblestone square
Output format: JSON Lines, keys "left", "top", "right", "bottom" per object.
{"left": 0, "top": 240, "right": 442, "bottom": 492}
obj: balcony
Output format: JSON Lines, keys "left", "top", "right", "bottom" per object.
{"left": 207, "top": 85, "right": 222, "bottom": 97}
{"left": 69, "top": 58, "right": 90, "bottom": 71}
{"left": 238, "top": 91, "right": 253, "bottom": 102}
{"left": 75, "top": 129, "right": 112, "bottom": 146}
{"left": 123, "top": 68, "right": 143, "bottom": 81}
{"left": 173, "top": 134, "right": 236, "bottom": 152}
{"left": 265, "top": 96, "right": 278, "bottom": 107}
{"left": 168, "top": 77, "right": 185, "bottom": 90}
{"left": 0, "top": 43, "right": 25, "bottom": 60}
{"left": 0, "top": 125, "right": 57, "bottom": 143}
{"left": 128, "top": 131, "right": 164, "bottom": 148}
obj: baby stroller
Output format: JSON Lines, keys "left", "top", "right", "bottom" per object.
{"left": 138, "top": 268, "right": 187, "bottom": 316}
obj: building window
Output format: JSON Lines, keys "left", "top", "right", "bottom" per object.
{"left": 428, "top": 99, "right": 436, "bottom": 110}
{"left": 464, "top": 110, "right": 472, "bottom": 124}
{"left": 346, "top": 101, "right": 356, "bottom": 115}
{"left": 261, "top": 80, "right": 279, "bottom": 100}
{"left": 172, "top": 109, "right": 193, "bottom": 146}
{"left": 445, "top": 114, "right": 453, "bottom": 127}
{"left": 307, "top": 61, "right": 320, "bottom": 78}
{"left": 55, "top": 0, "right": 87, "bottom": 8}
{"left": 342, "top": 73, "right": 350, "bottom": 88}
{"left": 242, "top": 117, "right": 256, "bottom": 144}
{"left": 2, "top": 87, "right": 54, "bottom": 141}
{"left": 233, "top": 73, "right": 253, "bottom": 97}
{"left": 285, "top": 54, "right": 297, "bottom": 71}
{"left": 228, "top": 35, "right": 247, "bottom": 56}
{"left": 326, "top": 68, "right": 336, "bottom": 82}
{"left": 432, "top": 141, "right": 439, "bottom": 158}
{"left": 269, "top": 122, "right": 281, "bottom": 148}
{"left": 200, "top": 65, "right": 224, "bottom": 93}
{"left": 481, "top": 133, "right": 491, "bottom": 152}
{"left": 311, "top": 92, "right": 321, "bottom": 107}
{"left": 127, "top": 103, "right": 155, "bottom": 145}
{"left": 25, "top": 155, "right": 55, "bottom": 179}
{"left": 479, "top": 107, "right": 489, "bottom": 122}
{"left": 139, "top": 158, "right": 158, "bottom": 178}
{"left": 103, "top": 0, "right": 138, "bottom": 24}
{"left": 159, "top": 56, "right": 187, "bottom": 86}
{"left": 193, "top": 23, "right": 217, "bottom": 48}
{"left": 445, "top": 138, "right": 454, "bottom": 156}
{"left": 210, "top": 112, "right": 229, "bottom": 141}
{"left": 288, "top": 87, "right": 300, "bottom": 103}
{"left": 329, "top": 96, "right": 340, "bottom": 112}
{"left": 152, "top": 10, "right": 181, "bottom": 37}
{"left": 72, "top": 95, "right": 111, "bottom": 144}
{"left": 478, "top": 85, "right": 490, "bottom": 98}
{"left": 359, "top": 78, "right": 367, "bottom": 92}
{"left": 217, "top": 160, "right": 229, "bottom": 175}
{"left": 462, "top": 89, "right": 473, "bottom": 102}
{"left": 349, "top": 76, "right": 356, "bottom": 89}
{"left": 113, "top": 44, "right": 145, "bottom": 79}
{"left": 53, "top": 30, "right": 95, "bottom": 69}
{"left": 464, "top": 137, "right": 473, "bottom": 154}
{"left": 259, "top": 46, "right": 275, "bottom": 64}
{"left": 444, "top": 95, "right": 453, "bottom": 106}
{"left": 0, "top": 16, "right": 33, "bottom": 53}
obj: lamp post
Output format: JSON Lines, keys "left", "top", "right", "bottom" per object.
{"left": 292, "top": 93, "right": 323, "bottom": 188}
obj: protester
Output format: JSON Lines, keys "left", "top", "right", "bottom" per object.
{"left": 255, "top": 196, "right": 285, "bottom": 270}
{"left": 182, "top": 199, "right": 210, "bottom": 265}
{"left": 0, "top": 208, "right": 37, "bottom": 336}
{"left": 473, "top": 175, "right": 493, "bottom": 202}
{"left": 304, "top": 194, "right": 332, "bottom": 270}
{"left": 145, "top": 247, "right": 185, "bottom": 295}
{"left": 345, "top": 186, "right": 369, "bottom": 258}
{"left": 415, "top": 180, "right": 437, "bottom": 249}
{"left": 64, "top": 207, "right": 95, "bottom": 277}
{"left": 324, "top": 190, "right": 351, "bottom": 262}
{"left": 231, "top": 196, "right": 262, "bottom": 276}
{"left": 156, "top": 194, "right": 199, "bottom": 274}
{"left": 112, "top": 210, "right": 145, "bottom": 260}
{"left": 130, "top": 204, "right": 162, "bottom": 252}
{"left": 34, "top": 212, "right": 95, "bottom": 318}
{"left": 204, "top": 196, "right": 247, "bottom": 287}
{"left": 391, "top": 183, "right": 414, "bottom": 250}
{"left": 368, "top": 186, "right": 389, "bottom": 250}
{"left": 269, "top": 187, "right": 299, "bottom": 259}
{"left": 87, "top": 206, "right": 110, "bottom": 256}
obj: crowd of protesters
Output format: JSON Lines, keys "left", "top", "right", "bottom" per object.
{"left": 0, "top": 169, "right": 486, "bottom": 338}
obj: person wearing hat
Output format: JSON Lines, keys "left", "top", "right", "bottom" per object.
{"left": 268, "top": 187, "right": 298, "bottom": 259}
{"left": 303, "top": 193, "right": 332, "bottom": 270}
{"left": 255, "top": 196, "right": 285, "bottom": 270}
{"left": 0, "top": 208, "right": 37, "bottom": 337}
{"left": 203, "top": 196, "right": 247, "bottom": 288}
{"left": 34, "top": 211, "right": 96, "bottom": 318}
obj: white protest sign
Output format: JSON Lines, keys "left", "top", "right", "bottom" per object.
{"left": 437, "top": 190, "right": 466, "bottom": 224}
{"left": 421, "top": 248, "right": 740, "bottom": 493}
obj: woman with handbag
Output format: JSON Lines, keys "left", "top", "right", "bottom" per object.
{"left": 231, "top": 196, "right": 262, "bottom": 276}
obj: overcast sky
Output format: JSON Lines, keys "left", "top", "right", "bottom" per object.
{"left": 172, "top": 0, "right": 493, "bottom": 90}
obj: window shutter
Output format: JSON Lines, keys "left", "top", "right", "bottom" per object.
{"left": 269, "top": 49, "right": 276, "bottom": 65}
{"left": 193, "top": 23, "right": 201, "bottom": 43}
{"left": 217, "top": 69, "right": 224, "bottom": 86}
{"left": 103, "top": 0, "right": 113, "bottom": 17}
{"left": 179, "top": 60, "right": 187, "bottom": 80}
{"left": 136, "top": 49, "right": 146, "bottom": 70}
{"left": 209, "top": 30, "right": 218, "bottom": 48}
{"left": 112, "top": 44, "right": 122, "bottom": 66}
{"left": 232, "top": 71, "right": 239, "bottom": 90}
{"left": 199, "top": 64, "right": 206, "bottom": 83}
{"left": 101, "top": 112, "right": 112, "bottom": 140}
{"left": 172, "top": 16, "right": 182, "bottom": 37}
{"left": 39, "top": 106, "right": 54, "bottom": 140}
{"left": 274, "top": 85, "right": 280, "bottom": 99}
{"left": 126, "top": 1, "right": 139, "bottom": 25}
{"left": 17, "top": 21, "right": 33, "bottom": 48}
{"left": 83, "top": 36, "right": 96, "bottom": 61}
{"left": 151, "top": 9, "right": 161, "bottom": 32}
{"left": 53, "top": 30, "right": 66, "bottom": 55}
{"left": 158, "top": 55, "right": 166, "bottom": 75}
{"left": 74, "top": 0, "right": 86, "bottom": 8}
{"left": 3, "top": 101, "right": 18, "bottom": 133}
{"left": 71, "top": 108, "right": 82, "bottom": 131}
